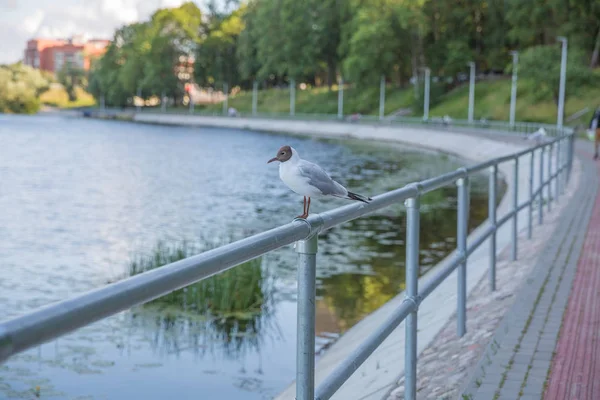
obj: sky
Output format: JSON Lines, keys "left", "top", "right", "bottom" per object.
{"left": 0, "top": 0, "right": 206, "bottom": 64}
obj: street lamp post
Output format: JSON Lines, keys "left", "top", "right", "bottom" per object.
{"left": 468, "top": 62, "right": 476, "bottom": 123}
{"left": 422, "top": 68, "right": 431, "bottom": 121}
{"left": 379, "top": 75, "right": 386, "bottom": 120}
{"left": 557, "top": 37, "right": 568, "bottom": 129}
{"left": 509, "top": 51, "right": 518, "bottom": 128}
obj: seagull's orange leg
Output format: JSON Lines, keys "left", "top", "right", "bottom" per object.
{"left": 296, "top": 196, "right": 308, "bottom": 219}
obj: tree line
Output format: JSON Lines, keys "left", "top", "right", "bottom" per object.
{"left": 88, "top": 0, "right": 600, "bottom": 107}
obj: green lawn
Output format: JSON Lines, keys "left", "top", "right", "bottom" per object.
{"left": 197, "top": 77, "right": 599, "bottom": 126}
{"left": 428, "top": 78, "right": 600, "bottom": 125}
{"left": 200, "top": 84, "right": 415, "bottom": 116}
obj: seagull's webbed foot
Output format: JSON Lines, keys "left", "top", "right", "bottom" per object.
{"left": 295, "top": 212, "right": 309, "bottom": 219}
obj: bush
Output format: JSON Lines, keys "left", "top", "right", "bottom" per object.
{"left": 0, "top": 63, "right": 51, "bottom": 114}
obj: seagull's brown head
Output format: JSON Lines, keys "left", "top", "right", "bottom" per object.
{"left": 267, "top": 145, "right": 293, "bottom": 163}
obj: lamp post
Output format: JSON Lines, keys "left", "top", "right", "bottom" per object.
{"left": 509, "top": 51, "right": 518, "bottom": 128}
{"left": 557, "top": 37, "right": 568, "bottom": 129}
{"left": 422, "top": 68, "right": 430, "bottom": 121}
{"left": 468, "top": 62, "right": 475, "bottom": 123}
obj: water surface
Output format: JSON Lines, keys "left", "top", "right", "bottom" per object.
{"left": 0, "top": 114, "right": 492, "bottom": 399}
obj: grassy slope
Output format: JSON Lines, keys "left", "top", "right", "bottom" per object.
{"left": 40, "top": 86, "right": 96, "bottom": 108}
{"left": 201, "top": 84, "right": 415, "bottom": 116}
{"left": 429, "top": 77, "right": 600, "bottom": 125}
{"left": 199, "top": 77, "right": 599, "bottom": 125}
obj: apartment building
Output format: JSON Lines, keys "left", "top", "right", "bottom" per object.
{"left": 23, "top": 35, "right": 110, "bottom": 73}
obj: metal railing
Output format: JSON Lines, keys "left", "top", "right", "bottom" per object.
{"left": 0, "top": 124, "right": 575, "bottom": 400}
{"left": 84, "top": 106, "right": 565, "bottom": 137}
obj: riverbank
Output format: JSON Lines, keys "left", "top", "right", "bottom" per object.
{"left": 85, "top": 111, "right": 556, "bottom": 400}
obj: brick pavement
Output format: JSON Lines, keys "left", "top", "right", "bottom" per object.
{"left": 462, "top": 141, "right": 599, "bottom": 400}
{"left": 543, "top": 144, "right": 600, "bottom": 400}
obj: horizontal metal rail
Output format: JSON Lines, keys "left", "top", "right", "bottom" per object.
{"left": 85, "top": 106, "right": 571, "bottom": 138}
{"left": 0, "top": 127, "right": 574, "bottom": 400}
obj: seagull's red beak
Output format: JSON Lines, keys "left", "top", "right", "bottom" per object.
{"left": 267, "top": 157, "right": 278, "bottom": 164}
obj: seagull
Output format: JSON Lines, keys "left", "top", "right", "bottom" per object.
{"left": 267, "top": 145, "right": 372, "bottom": 219}
{"left": 525, "top": 127, "right": 547, "bottom": 144}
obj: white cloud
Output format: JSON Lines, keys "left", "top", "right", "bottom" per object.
{"left": 0, "top": 0, "right": 212, "bottom": 64}
{"left": 22, "top": 9, "right": 45, "bottom": 35}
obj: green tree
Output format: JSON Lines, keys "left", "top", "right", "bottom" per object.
{"left": 516, "top": 45, "right": 595, "bottom": 104}
{"left": 0, "top": 63, "right": 50, "bottom": 114}
{"left": 57, "top": 63, "right": 86, "bottom": 101}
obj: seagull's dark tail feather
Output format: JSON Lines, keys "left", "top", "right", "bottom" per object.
{"left": 347, "top": 191, "right": 372, "bottom": 203}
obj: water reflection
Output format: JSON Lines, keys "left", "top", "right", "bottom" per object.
{"left": 127, "top": 240, "right": 281, "bottom": 363}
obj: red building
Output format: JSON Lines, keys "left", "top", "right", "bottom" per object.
{"left": 23, "top": 36, "right": 110, "bottom": 74}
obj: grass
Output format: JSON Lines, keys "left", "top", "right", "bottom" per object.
{"left": 429, "top": 76, "right": 600, "bottom": 125}
{"left": 129, "top": 240, "right": 273, "bottom": 319}
{"left": 199, "top": 83, "right": 415, "bottom": 116}
{"left": 39, "top": 85, "right": 96, "bottom": 108}
{"left": 193, "top": 75, "right": 599, "bottom": 126}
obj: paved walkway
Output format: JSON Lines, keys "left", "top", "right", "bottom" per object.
{"left": 544, "top": 144, "right": 600, "bottom": 399}
{"left": 462, "top": 141, "right": 599, "bottom": 400}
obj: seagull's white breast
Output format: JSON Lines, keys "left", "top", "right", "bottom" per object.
{"left": 279, "top": 162, "right": 325, "bottom": 198}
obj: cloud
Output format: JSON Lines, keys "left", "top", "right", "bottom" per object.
{"left": 22, "top": 9, "right": 45, "bottom": 35}
{"left": 0, "top": 0, "right": 199, "bottom": 64}
{"left": 0, "top": 0, "right": 18, "bottom": 10}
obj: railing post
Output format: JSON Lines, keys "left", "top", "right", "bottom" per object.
{"left": 252, "top": 81, "right": 258, "bottom": 116}
{"left": 568, "top": 134, "right": 574, "bottom": 182}
{"left": 457, "top": 175, "right": 469, "bottom": 337}
{"left": 222, "top": 83, "right": 229, "bottom": 116}
{"left": 404, "top": 195, "right": 420, "bottom": 400}
{"left": 555, "top": 140, "right": 561, "bottom": 199}
{"left": 488, "top": 165, "right": 497, "bottom": 291}
{"left": 379, "top": 75, "right": 386, "bottom": 121}
{"left": 538, "top": 147, "right": 544, "bottom": 225}
{"left": 290, "top": 78, "right": 296, "bottom": 117}
{"left": 528, "top": 151, "right": 534, "bottom": 239}
{"left": 337, "top": 78, "right": 344, "bottom": 120}
{"left": 547, "top": 143, "right": 553, "bottom": 212}
{"left": 511, "top": 158, "right": 519, "bottom": 261}
{"left": 295, "top": 234, "right": 318, "bottom": 400}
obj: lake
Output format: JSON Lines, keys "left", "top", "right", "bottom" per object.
{"left": 0, "top": 114, "right": 493, "bottom": 399}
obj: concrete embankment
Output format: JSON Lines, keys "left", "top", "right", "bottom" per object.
{"left": 104, "top": 112, "right": 549, "bottom": 400}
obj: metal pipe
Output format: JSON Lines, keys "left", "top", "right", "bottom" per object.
{"left": 252, "top": 81, "right": 258, "bottom": 116}
{"left": 420, "top": 169, "right": 465, "bottom": 192}
{"left": 468, "top": 62, "right": 475, "bottom": 123}
{"left": 419, "top": 254, "right": 463, "bottom": 300}
{"left": 489, "top": 165, "right": 497, "bottom": 291}
{"left": 0, "top": 221, "right": 312, "bottom": 362}
{"left": 457, "top": 176, "right": 469, "bottom": 337}
{"left": 290, "top": 78, "right": 296, "bottom": 117}
{"left": 467, "top": 224, "right": 495, "bottom": 257}
{"left": 528, "top": 152, "right": 534, "bottom": 239}
{"left": 379, "top": 75, "right": 385, "bottom": 120}
{"left": 314, "top": 301, "right": 414, "bottom": 400}
{"left": 423, "top": 68, "right": 430, "bottom": 121}
{"left": 509, "top": 51, "right": 518, "bottom": 127}
{"left": 547, "top": 144, "right": 553, "bottom": 212}
{"left": 557, "top": 37, "right": 568, "bottom": 129}
{"left": 337, "top": 78, "right": 344, "bottom": 120}
{"left": 404, "top": 196, "right": 420, "bottom": 400}
{"left": 511, "top": 158, "right": 519, "bottom": 261}
{"left": 222, "top": 83, "right": 229, "bottom": 115}
{"left": 136, "top": 86, "right": 142, "bottom": 113}
{"left": 539, "top": 147, "right": 544, "bottom": 224}
{"left": 295, "top": 234, "right": 318, "bottom": 400}
{"left": 555, "top": 140, "right": 560, "bottom": 200}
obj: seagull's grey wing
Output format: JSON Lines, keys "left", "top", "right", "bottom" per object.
{"left": 297, "top": 161, "right": 347, "bottom": 196}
